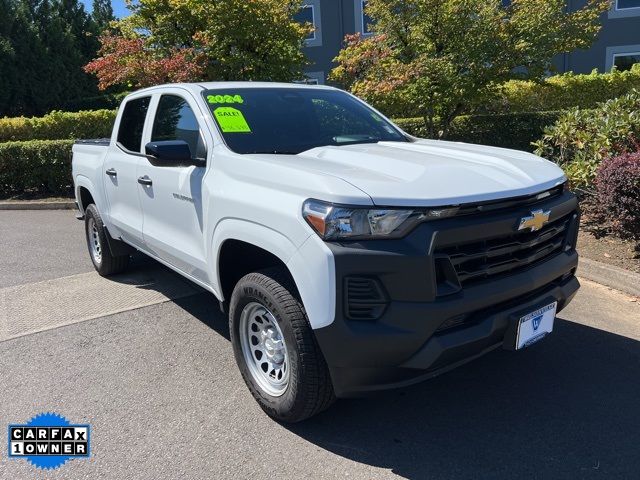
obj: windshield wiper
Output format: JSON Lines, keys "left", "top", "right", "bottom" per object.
{"left": 245, "top": 150, "right": 299, "bottom": 155}
{"left": 332, "top": 139, "right": 380, "bottom": 147}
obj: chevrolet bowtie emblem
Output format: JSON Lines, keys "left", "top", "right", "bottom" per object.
{"left": 518, "top": 209, "right": 551, "bottom": 232}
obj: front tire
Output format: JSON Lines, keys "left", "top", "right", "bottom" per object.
{"left": 84, "top": 204, "right": 130, "bottom": 276}
{"left": 229, "top": 268, "right": 335, "bottom": 422}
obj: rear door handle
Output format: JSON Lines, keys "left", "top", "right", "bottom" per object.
{"left": 137, "top": 176, "right": 153, "bottom": 186}
{"left": 105, "top": 168, "right": 117, "bottom": 177}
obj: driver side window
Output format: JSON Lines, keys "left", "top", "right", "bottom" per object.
{"left": 151, "top": 95, "right": 207, "bottom": 161}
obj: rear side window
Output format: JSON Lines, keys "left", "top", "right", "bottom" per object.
{"left": 151, "top": 95, "right": 206, "bottom": 160}
{"left": 117, "top": 96, "right": 151, "bottom": 152}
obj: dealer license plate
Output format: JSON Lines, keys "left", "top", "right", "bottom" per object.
{"left": 516, "top": 302, "right": 557, "bottom": 350}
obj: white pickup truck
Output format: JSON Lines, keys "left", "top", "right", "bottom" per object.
{"left": 72, "top": 82, "right": 580, "bottom": 422}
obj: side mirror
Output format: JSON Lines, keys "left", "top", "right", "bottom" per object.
{"left": 145, "top": 140, "right": 195, "bottom": 165}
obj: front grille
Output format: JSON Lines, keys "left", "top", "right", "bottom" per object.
{"left": 344, "top": 277, "right": 388, "bottom": 320}
{"left": 438, "top": 184, "right": 564, "bottom": 219}
{"left": 435, "top": 213, "right": 572, "bottom": 287}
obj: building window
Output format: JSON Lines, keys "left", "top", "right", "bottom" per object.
{"left": 616, "top": 0, "right": 640, "bottom": 9}
{"left": 614, "top": 52, "right": 640, "bottom": 71}
{"left": 362, "top": 1, "right": 375, "bottom": 34}
{"left": 610, "top": 0, "right": 640, "bottom": 17}
{"left": 297, "top": 1, "right": 322, "bottom": 47}
{"left": 355, "top": 0, "right": 375, "bottom": 36}
{"left": 606, "top": 45, "right": 640, "bottom": 71}
{"left": 300, "top": 5, "right": 316, "bottom": 41}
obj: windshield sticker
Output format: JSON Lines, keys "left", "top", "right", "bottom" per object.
{"left": 207, "top": 94, "right": 244, "bottom": 105}
{"left": 213, "top": 107, "right": 251, "bottom": 133}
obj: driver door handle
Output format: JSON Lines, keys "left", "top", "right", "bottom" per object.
{"left": 137, "top": 176, "right": 153, "bottom": 186}
{"left": 105, "top": 168, "right": 117, "bottom": 177}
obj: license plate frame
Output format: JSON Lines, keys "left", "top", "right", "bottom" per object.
{"left": 516, "top": 302, "right": 557, "bottom": 350}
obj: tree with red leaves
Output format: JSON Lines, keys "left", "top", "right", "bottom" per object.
{"left": 84, "top": 35, "right": 205, "bottom": 90}
{"left": 84, "top": 0, "right": 311, "bottom": 90}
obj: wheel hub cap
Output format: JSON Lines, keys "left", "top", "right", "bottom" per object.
{"left": 239, "top": 302, "right": 289, "bottom": 396}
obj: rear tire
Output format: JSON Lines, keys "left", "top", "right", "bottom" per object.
{"left": 84, "top": 204, "right": 130, "bottom": 276}
{"left": 229, "top": 267, "right": 335, "bottom": 422}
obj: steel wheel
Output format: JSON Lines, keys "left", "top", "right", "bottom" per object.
{"left": 87, "top": 216, "right": 102, "bottom": 265}
{"left": 239, "top": 302, "right": 290, "bottom": 396}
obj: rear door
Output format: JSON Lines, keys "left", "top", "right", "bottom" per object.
{"left": 137, "top": 91, "right": 210, "bottom": 283}
{"left": 103, "top": 95, "right": 151, "bottom": 249}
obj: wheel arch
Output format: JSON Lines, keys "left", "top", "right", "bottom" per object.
{"left": 212, "top": 219, "right": 301, "bottom": 303}
{"left": 218, "top": 239, "right": 297, "bottom": 304}
{"left": 211, "top": 218, "right": 335, "bottom": 331}
{"left": 74, "top": 175, "right": 104, "bottom": 213}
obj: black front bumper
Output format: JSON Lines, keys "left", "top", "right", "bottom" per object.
{"left": 314, "top": 191, "right": 581, "bottom": 397}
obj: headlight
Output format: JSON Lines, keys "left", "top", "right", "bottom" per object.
{"left": 302, "top": 199, "right": 459, "bottom": 240}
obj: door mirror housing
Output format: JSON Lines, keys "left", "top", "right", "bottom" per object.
{"left": 145, "top": 140, "right": 204, "bottom": 166}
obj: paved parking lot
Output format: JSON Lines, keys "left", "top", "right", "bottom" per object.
{"left": 1, "top": 210, "right": 639, "bottom": 479}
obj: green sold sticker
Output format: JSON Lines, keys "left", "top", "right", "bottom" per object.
{"left": 207, "top": 94, "right": 244, "bottom": 104}
{"left": 213, "top": 107, "right": 251, "bottom": 133}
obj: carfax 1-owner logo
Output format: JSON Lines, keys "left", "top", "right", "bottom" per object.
{"left": 8, "top": 412, "right": 91, "bottom": 470}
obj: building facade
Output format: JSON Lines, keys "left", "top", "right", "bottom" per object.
{"left": 299, "top": 0, "right": 640, "bottom": 85}
{"left": 563, "top": 0, "right": 640, "bottom": 73}
{"left": 297, "top": 0, "right": 374, "bottom": 84}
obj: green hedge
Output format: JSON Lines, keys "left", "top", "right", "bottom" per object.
{"left": 0, "top": 140, "right": 74, "bottom": 198}
{"left": 486, "top": 65, "right": 640, "bottom": 113}
{"left": 0, "top": 109, "right": 116, "bottom": 143}
{"left": 394, "top": 111, "right": 561, "bottom": 152}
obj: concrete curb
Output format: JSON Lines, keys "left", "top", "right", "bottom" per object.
{"left": 578, "top": 257, "right": 640, "bottom": 297}
{"left": 0, "top": 201, "right": 75, "bottom": 211}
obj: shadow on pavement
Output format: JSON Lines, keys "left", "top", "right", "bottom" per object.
{"left": 172, "top": 292, "right": 230, "bottom": 340}
{"left": 285, "top": 318, "right": 640, "bottom": 479}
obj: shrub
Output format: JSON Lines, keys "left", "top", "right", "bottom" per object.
{"left": 533, "top": 90, "right": 640, "bottom": 190}
{"left": 595, "top": 152, "right": 640, "bottom": 240}
{"left": 446, "top": 112, "right": 561, "bottom": 152}
{"left": 394, "top": 117, "right": 430, "bottom": 138}
{"left": 0, "top": 140, "right": 74, "bottom": 198}
{"left": 487, "top": 65, "right": 640, "bottom": 113}
{"left": 0, "top": 109, "right": 117, "bottom": 142}
{"left": 394, "top": 111, "right": 561, "bottom": 152}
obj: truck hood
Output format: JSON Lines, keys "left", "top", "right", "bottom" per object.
{"left": 259, "top": 139, "right": 566, "bottom": 207}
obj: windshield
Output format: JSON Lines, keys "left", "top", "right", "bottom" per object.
{"left": 202, "top": 88, "right": 408, "bottom": 155}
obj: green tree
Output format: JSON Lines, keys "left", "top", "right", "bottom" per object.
{"left": 85, "top": 0, "right": 312, "bottom": 90}
{"left": 91, "top": 0, "right": 114, "bottom": 32}
{"left": 0, "top": 0, "right": 102, "bottom": 116}
{"left": 330, "top": 0, "right": 610, "bottom": 137}
{"left": 0, "top": 0, "right": 17, "bottom": 113}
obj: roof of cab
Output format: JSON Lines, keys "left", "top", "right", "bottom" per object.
{"left": 198, "top": 81, "right": 336, "bottom": 91}
{"left": 125, "top": 81, "right": 337, "bottom": 97}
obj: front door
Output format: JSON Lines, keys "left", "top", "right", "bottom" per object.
{"left": 103, "top": 95, "right": 151, "bottom": 249}
{"left": 137, "top": 92, "right": 210, "bottom": 284}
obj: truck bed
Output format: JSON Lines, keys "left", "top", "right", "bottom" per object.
{"left": 74, "top": 138, "right": 110, "bottom": 146}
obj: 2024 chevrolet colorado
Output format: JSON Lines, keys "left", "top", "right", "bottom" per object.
{"left": 72, "top": 82, "right": 580, "bottom": 422}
